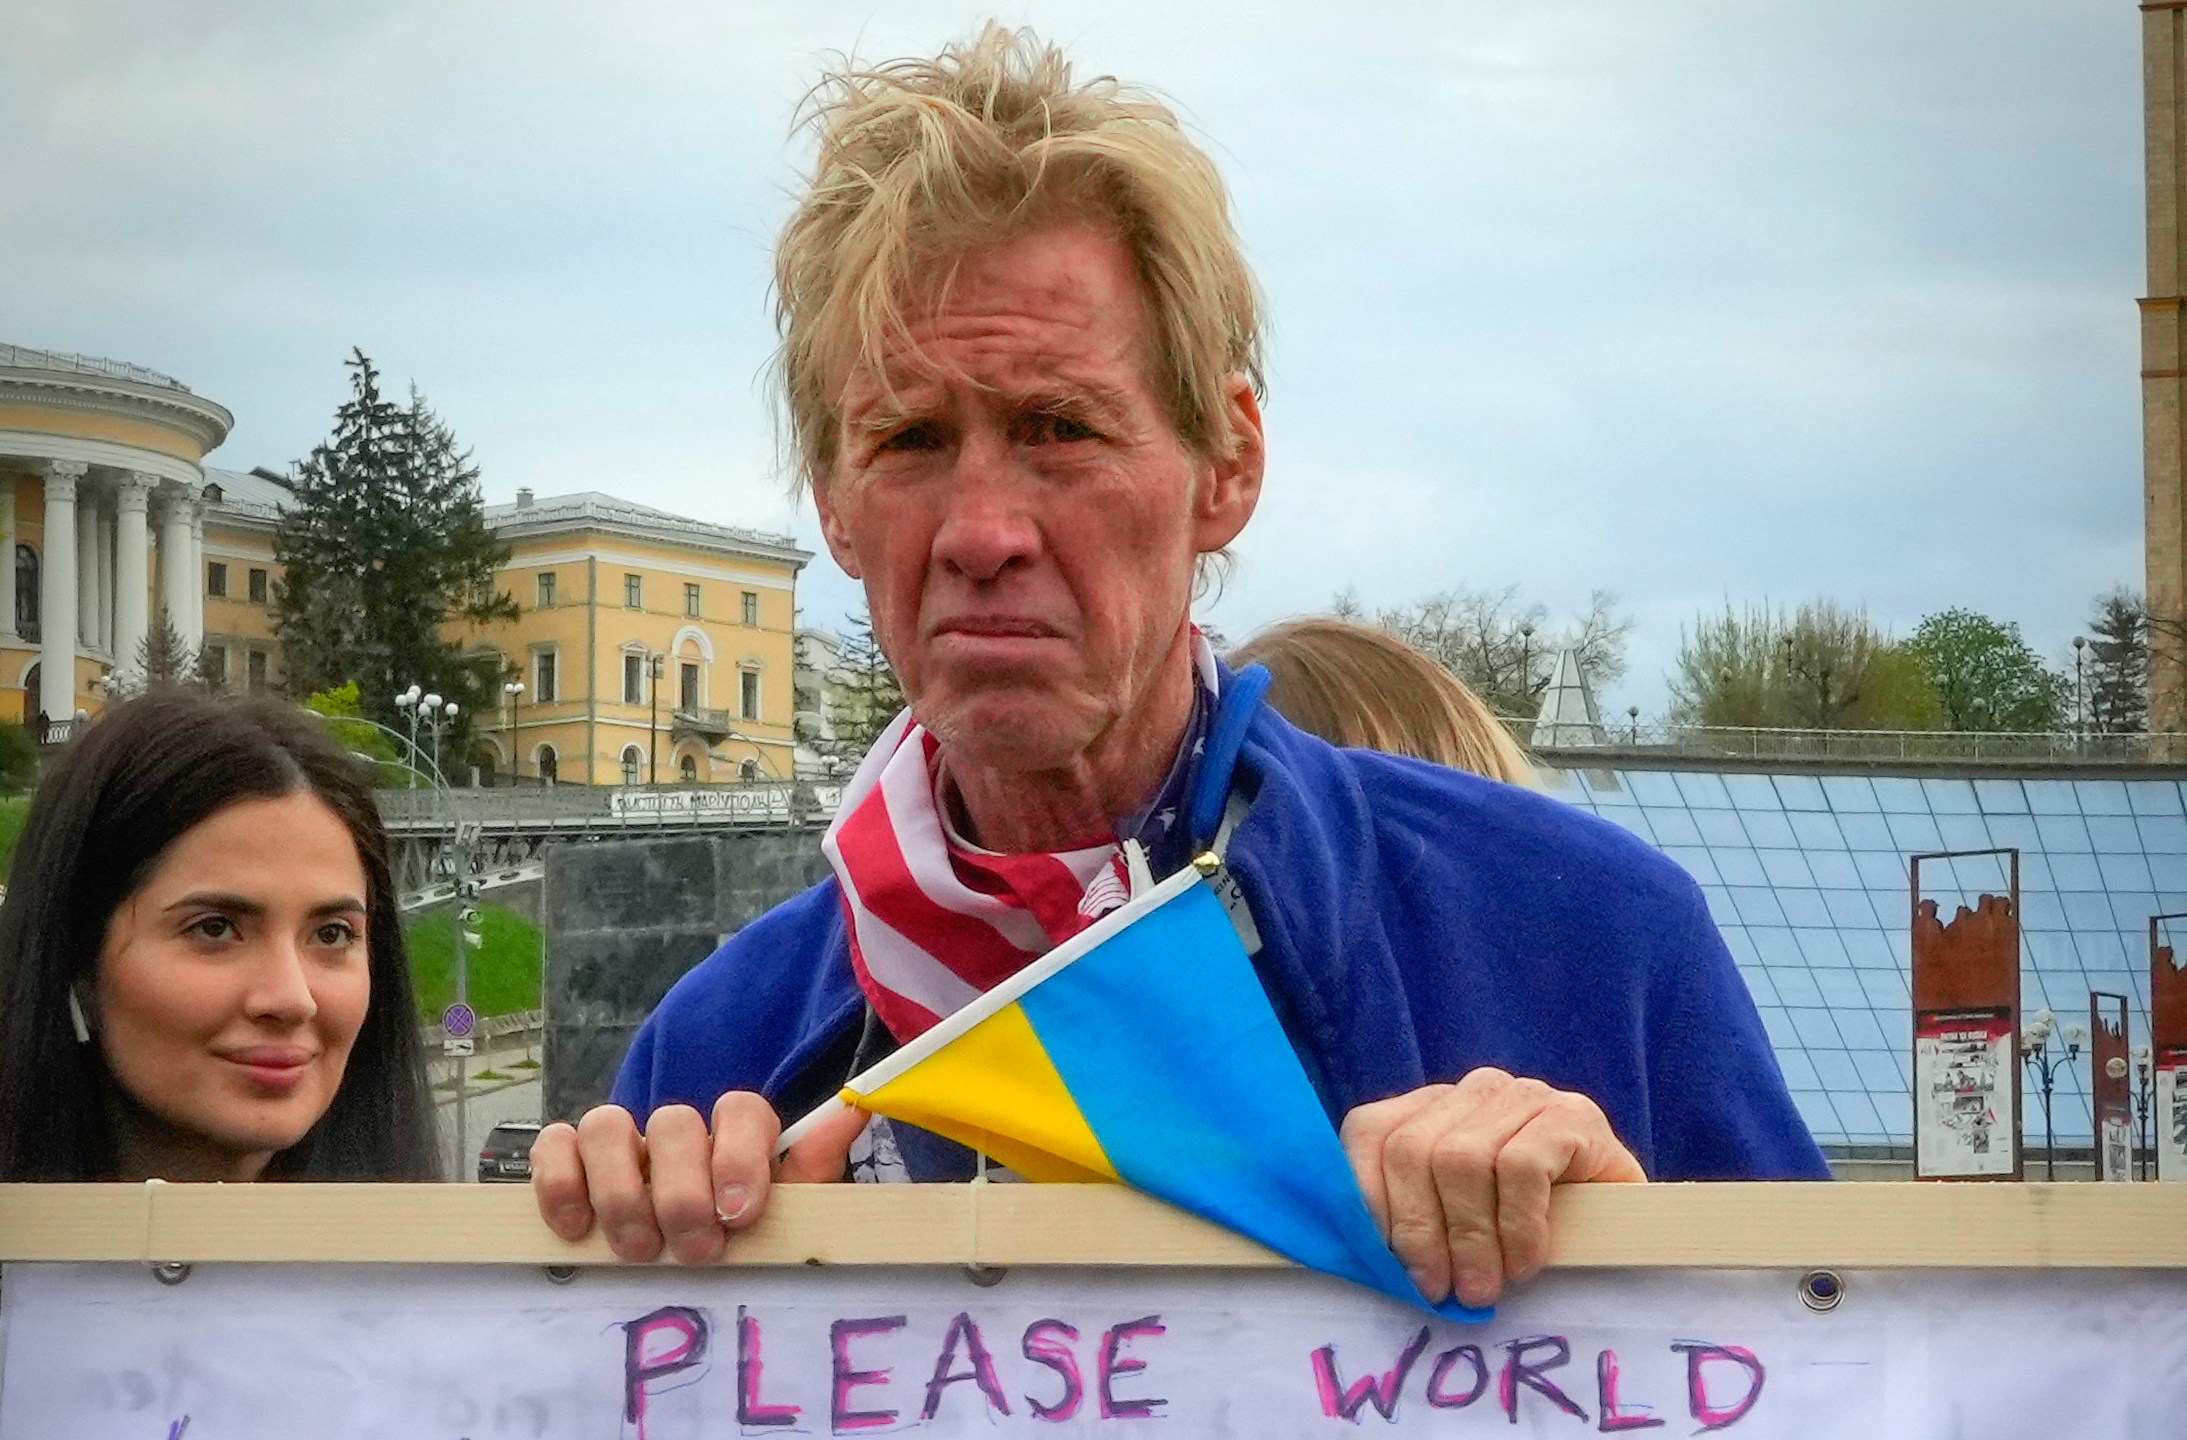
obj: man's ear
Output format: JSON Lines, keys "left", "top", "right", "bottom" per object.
{"left": 1192, "top": 374, "right": 1265, "bottom": 554}
{"left": 811, "top": 474, "right": 865, "bottom": 580}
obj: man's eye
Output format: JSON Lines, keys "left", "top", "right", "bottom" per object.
{"left": 877, "top": 422, "right": 942, "bottom": 453}
{"left": 1024, "top": 412, "right": 1098, "bottom": 444}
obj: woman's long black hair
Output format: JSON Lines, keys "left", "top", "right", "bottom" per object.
{"left": 0, "top": 689, "right": 440, "bottom": 1180}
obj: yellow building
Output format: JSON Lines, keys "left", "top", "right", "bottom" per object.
{"left": 2, "top": 343, "right": 812, "bottom": 781}
{"left": 0, "top": 345, "right": 233, "bottom": 731}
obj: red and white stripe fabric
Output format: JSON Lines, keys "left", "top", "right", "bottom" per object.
{"left": 822, "top": 634, "right": 1221, "bottom": 1042}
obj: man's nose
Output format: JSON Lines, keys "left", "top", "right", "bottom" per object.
{"left": 931, "top": 432, "right": 1042, "bottom": 583}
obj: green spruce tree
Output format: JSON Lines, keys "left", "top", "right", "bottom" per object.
{"left": 2084, "top": 589, "right": 2149, "bottom": 735}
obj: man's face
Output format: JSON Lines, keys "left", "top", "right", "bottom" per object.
{"left": 816, "top": 223, "right": 1262, "bottom": 776}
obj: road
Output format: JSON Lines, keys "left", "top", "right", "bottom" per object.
{"left": 430, "top": 1044, "right": 544, "bottom": 1182}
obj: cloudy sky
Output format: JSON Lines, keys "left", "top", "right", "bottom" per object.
{"left": 3, "top": 0, "right": 2141, "bottom": 713}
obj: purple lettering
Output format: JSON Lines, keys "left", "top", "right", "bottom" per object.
{"left": 1499, "top": 1335, "right": 1588, "bottom": 1425}
{"left": 830, "top": 1316, "right": 906, "bottom": 1432}
{"left": 1022, "top": 1319, "right": 1085, "bottom": 1422}
{"left": 922, "top": 1312, "right": 1012, "bottom": 1421}
{"left": 1098, "top": 1315, "right": 1167, "bottom": 1420}
{"left": 620, "top": 1306, "right": 709, "bottom": 1440}
{"left": 1426, "top": 1345, "right": 1489, "bottom": 1410}
{"left": 1672, "top": 1344, "right": 1765, "bottom": 1431}
{"left": 1595, "top": 1350, "right": 1665, "bottom": 1432}
{"left": 736, "top": 1306, "right": 801, "bottom": 1428}
{"left": 1310, "top": 1327, "right": 1431, "bottom": 1422}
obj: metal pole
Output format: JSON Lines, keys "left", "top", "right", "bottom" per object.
{"left": 648, "top": 654, "right": 660, "bottom": 783}
{"left": 2042, "top": 1062, "right": 2057, "bottom": 1181}
{"left": 453, "top": 877, "right": 468, "bottom": 1180}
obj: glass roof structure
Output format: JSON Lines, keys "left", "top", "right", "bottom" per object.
{"left": 1538, "top": 763, "right": 2187, "bottom": 1152}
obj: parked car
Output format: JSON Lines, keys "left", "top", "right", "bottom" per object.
{"left": 477, "top": 1122, "right": 542, "bottom": 1183}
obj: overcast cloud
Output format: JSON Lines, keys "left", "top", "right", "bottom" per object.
{"left": 0, "top": 0, "right": 2142, "bottom": 713}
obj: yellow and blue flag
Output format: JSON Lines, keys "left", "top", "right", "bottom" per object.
{"left": 825, "top": 862, "right": 1491, "bottom": 1322}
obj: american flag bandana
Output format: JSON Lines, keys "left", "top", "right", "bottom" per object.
{"left": 822, "top": 632, "right": 1222, "bottom": 1041}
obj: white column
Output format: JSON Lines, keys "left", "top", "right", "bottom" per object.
{"left": 184, "top": 498, "right": 206, "bottom": 651}
{"left": 0, "top": 483, "right": 17, "bottom": 641}
{"left": 95, "top": 499, "right": 114, "bottom": 653}
{"left": 39, "top": 461, "right": 82, "bottom": 723}
{"left": 158, "top": 489, "right": 193, "bottom": 644}
{"left": 115, "top": 473, "right": 151, "bottom": 675}
{"left": 75, "top": 486, "right": 97, "bottom": 648}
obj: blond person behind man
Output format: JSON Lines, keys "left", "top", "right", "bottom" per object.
{"left": 1230, "top": 618, "right": 1534, "bottom": 786}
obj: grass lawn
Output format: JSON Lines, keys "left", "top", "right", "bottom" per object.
{"left": 0, "top": 795, "right": 31, "bottom": 883}
{"left": 404, "top": 903, "right": 543, "bottom": 1020}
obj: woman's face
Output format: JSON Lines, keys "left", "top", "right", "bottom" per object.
{"left": 93, "top": 790, "right": 373, "bottom": 1181}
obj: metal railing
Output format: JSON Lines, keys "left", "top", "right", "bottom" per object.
{"left": 374, "top": 780, "right": 842, "bottom": 831}
{"left": 1506, "top": 718, "right": 2187, "bottom": 765}
{"left": 0, "top": 344, "right": 188, "bottom": 391}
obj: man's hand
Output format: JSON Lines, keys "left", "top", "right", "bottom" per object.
{"left": 531, "top": 1092, "right": 868, "bottom": 1263}
{"left": 1340, "top": 1068, "right": 1644, "bottom": 1309}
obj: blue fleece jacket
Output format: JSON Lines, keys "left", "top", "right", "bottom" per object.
{"left": 612, "top": 704, "right": 1829, "bottom": 1181}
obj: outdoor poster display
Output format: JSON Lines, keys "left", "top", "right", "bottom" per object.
{"left": 2091, "top": 993, "right": 2133, "bottom": 1184}
{"left": 1912, "top": 1007, "right": 2016, "bottom": 1178}
{"left": 2159, "top": 1046, "right": 2187, "bottom": 1183}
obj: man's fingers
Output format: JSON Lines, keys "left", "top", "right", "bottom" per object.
{"left": 647, "top": 1106, "right": 726, "bottom": 1265}
{"left": 709, "top": 1092, "right": 784, "bottom": 1231}
{"left": 1340, "top": 1085, "right": 1450, "bottom": 1235}
{"left": 575, "top": 1104, "right": 665, "bottom": 1262}
{"left": 779, "top": 1102, "right": 869, "bottom": 1184}
{"left": 528, "top": 1121, "right": 592, "bottom": 1241}
{"left": 1491, "top": 1093, "right": 1646, "bottom": 1288}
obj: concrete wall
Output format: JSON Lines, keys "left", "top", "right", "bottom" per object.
{"left": 542, "top": 829, "right": 832, "bottom": 1121}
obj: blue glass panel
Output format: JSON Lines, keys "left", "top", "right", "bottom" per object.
{"left": 1799, "top": 929, "right": 1856, "bottom": 971}
{"left": 2049, "top": 852, "right": 2103, "bottom": 891}
{"left": 1872, "top": 777, "right": 1931, "bottom": 813}
{"left": 1924, "top": 779, "right": 1979, "bottom": 814}
{"left": 2097, "top": 852, "right": 2156, "bottom": 891}
{"left": 1789, "top": 1091, "right": 1843, "bottom": 1142}
{"left": 1845, "top": 929, "right": 1902, "bottom": 969}
{"left": 2130, "top": 782, "right": 2185, "bottom": 817}
{"left": 1788, "top": 1007, "right": 1844, "bottom": 1047}
{"left": 1936, "top": 814, "right": 1994, "bottom": 852}
{"left": 1788, "top": 810, "right": 1847, "bottom": 849}
{"left": 1711, "top": 847, "right": 1768, "bottom": 886}
{"left": 1839, "top": 813, "right": 1897, "bottom": 850}
{"left": 1871, "top": 889, "right": 1912, "bottom": 927}
{"left": 2077, "top": 780, "right": 2132, "bottom": 816}
{"left": 1727, "top": 887, "right": 1788, "bottom": 927}
{"left": 2063, "top": 891, "right": 2116, "bottom": 931}
{"left": 1853, "top": 849, "right": 1908, "bottom": 889}
{"left": 1660, "top": 846, "right": 1721, "bottom": 885}
{"left": 1769, "top": 966, "right": 1824, "bottom": 1006}
{"left": 2140, "top": 815, "right": 2187, "bottom": 854}
{"left": 1777, "top": 888, "right": 1833, "bottom": 927}
{"left": 1810, "top": 970, "right": 1867, "bottom": 1011}
{"left": 1824, "top": 888, "right": 1880, "bottom": 928}
{"left": 1755, "top": 1005, "right": 1797, "bottom": 1051}
{"left": 2020, "top": 890, "right": 2065, "bottom": 930}
{"left": 1775, "top": 1050, "right": 1820, "bottom": 1090}
{"left": 1832, "top": 1092, "right": 1885, "bottom": 1139}
{"left": 1718, "top": 924, "right": 1757, "bottom": 964}
{"left": 1748, "top": 926, "right": 1805, "bottom": 967}
{"left": 1597, "top": 807, "right": 1655, "bottom": 844}
{"left": 1857, "top": 969, "right": 1908, "bottom": 1008}
{"left": 1810, "top": 1050, "right": 1863, "bottom": 1090}
{"left": 1807, "top": 851, "right": 1863, "bottom": 889}
{"left": 1835, "top": 1007, "right": 1891, "bottom": 1050}
{"left": 1886, "top": 813, "right": 1945, "bottom": 852}
{"left": 2018, "top": 853, "right": 2055, "bottom": 890}
{"left": 1722, "top": 773, "right": 1780, "bottom": 808}
{"left": 1646, "top": 808, "right": 1702, "bottom": 846}
{"left": 1737, "top": 964, "right": 1780, "bottom": 1006}
{"left": 1759, "top": 850, "right": 1816, "bottom": 887}
{"left": 1821, "top": 775, "right": 1879, "bottom": 812}
{"left": 1772, "top": 773, "right": 1830, "bottom": 810}
{"left": 1741, "top": 809, "right": 1799, "bottom": 848}
{"left": 2086, "top": 815, "right": 2142, "bottom": 854}
{"left": 1675, "top": 770, "right": 1734, "bottom": 808}
{"left": 1873, "top": 1091, "right": 1913, "bottom": 1140}
{"left": 1974, "top": 778, "right": 2028, "bottom": 812}
{"left": 1694, "top": 809, "right": 1750, "bottom": 847}
{"left": 1879, "top": 1008, "right": 1912, "bottom": 1048}
{"left": 2110, "top": 891, "right": 2159, "bottom": 928}
{"left": 1983, "top": 814, "right": 2040, "bottom": 851}
{"left": 1697, "top": 885, "right": 1736, "bottom": 926}
{"left": 2024, "top": 780, "right": 2084, "bottom": 815}
{"left": 1624, "top": 771, "right": 1686, "bottom": 806}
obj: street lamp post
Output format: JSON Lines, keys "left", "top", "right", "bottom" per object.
{"left": 2074, "top": 635, "right": 2088, "bottom": 748}
{"left": 2135, "top": 1043, "right": 2155, "bottom": 1181}
{"left": 417, "top": 693, "right": 459, "bottom": 786}
{"left": 394, "top": 684, "right": 424, "bottom": 788}
{"left": 2019, "top": 1008, "right": 2084, "bottom": 1181}
{"left": 1627, "top": 705, "right": 1640, "bottom": 744}
{"left": 647, "top": 653, "right": 664, "bottom": 783}
{"left": 1518, "top": 621, "right": 1535, "bottom": 707}
{"left": 502, "top": 679, "right": 524, "bottom": 784}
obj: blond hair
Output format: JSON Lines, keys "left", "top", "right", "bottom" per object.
{"left": 774, "top": 23, "right": 1265, "bottom": 496}
{"left": 1231, "top": 618, "right": 1537, "bottom": 787}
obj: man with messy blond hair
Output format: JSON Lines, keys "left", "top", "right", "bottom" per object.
{"left": 535, "top": 25, "right": 1825, "bottom": 1310}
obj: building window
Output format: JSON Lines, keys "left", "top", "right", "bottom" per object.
{"left": 248, "top": 568, "right": 269, "bottom": 604}
{"left": 624, "top": 574, "right": 642, "bottom": 609}
{"left": 246, "top": 650, "right": 268, "bottom": 694}
{"left": 204, "top": 645, "right": 228, "bottom": 688}
{"left": 206, "top": 562, "right": 228, "bottom": 598}
{"left": 536, "top": 572, "right": 556, "bottom": 609}
{"left": 623, "top": 651, "right": 645, "bottom": 706}
{"left": 534, "top": 648, "right": 558, "bottom": 704}
{"left": 621, "top": 745, "right": 643, "bottom": 786}
{"left": 741, "top": 590, "right": 759, "bottom": 627}
{"left": 680, "top": 661, "right": 700, "bottom": 713}
{"left": 684, "top": 583, "right": 701, "bottom": 618}
{"left": 15, "top": 544, "right": 38, "bottom": 641}
{"left": 740, "top": 669, "right": 760, "bottom": 722}
{"left": 679, "top": 753, "right": 698, "bottom": 783}
{"left": 537, "top": 745, "right": 558, "bottom": 785}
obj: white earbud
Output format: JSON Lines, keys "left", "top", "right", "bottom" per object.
{"left": 67, "top": 989, "right": 91, "bottom": 1044}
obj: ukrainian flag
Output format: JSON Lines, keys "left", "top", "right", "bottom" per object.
{"left": 827, "top": 862, "right": 1490, "bottom": 1322}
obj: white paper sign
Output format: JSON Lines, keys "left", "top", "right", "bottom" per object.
{"left": 1914, "top": 1010, "right": 2016, "bottom": 1178}
{"left": 5, "top": 1262, "right": 2186, "bottom": 1438}
{"left": 2160, "top": 1063, "right": 2187, "bottom": 1183}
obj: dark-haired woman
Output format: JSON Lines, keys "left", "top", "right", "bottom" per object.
{"left": 0, "top": 689, "right": 439, "bottom": 1181}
